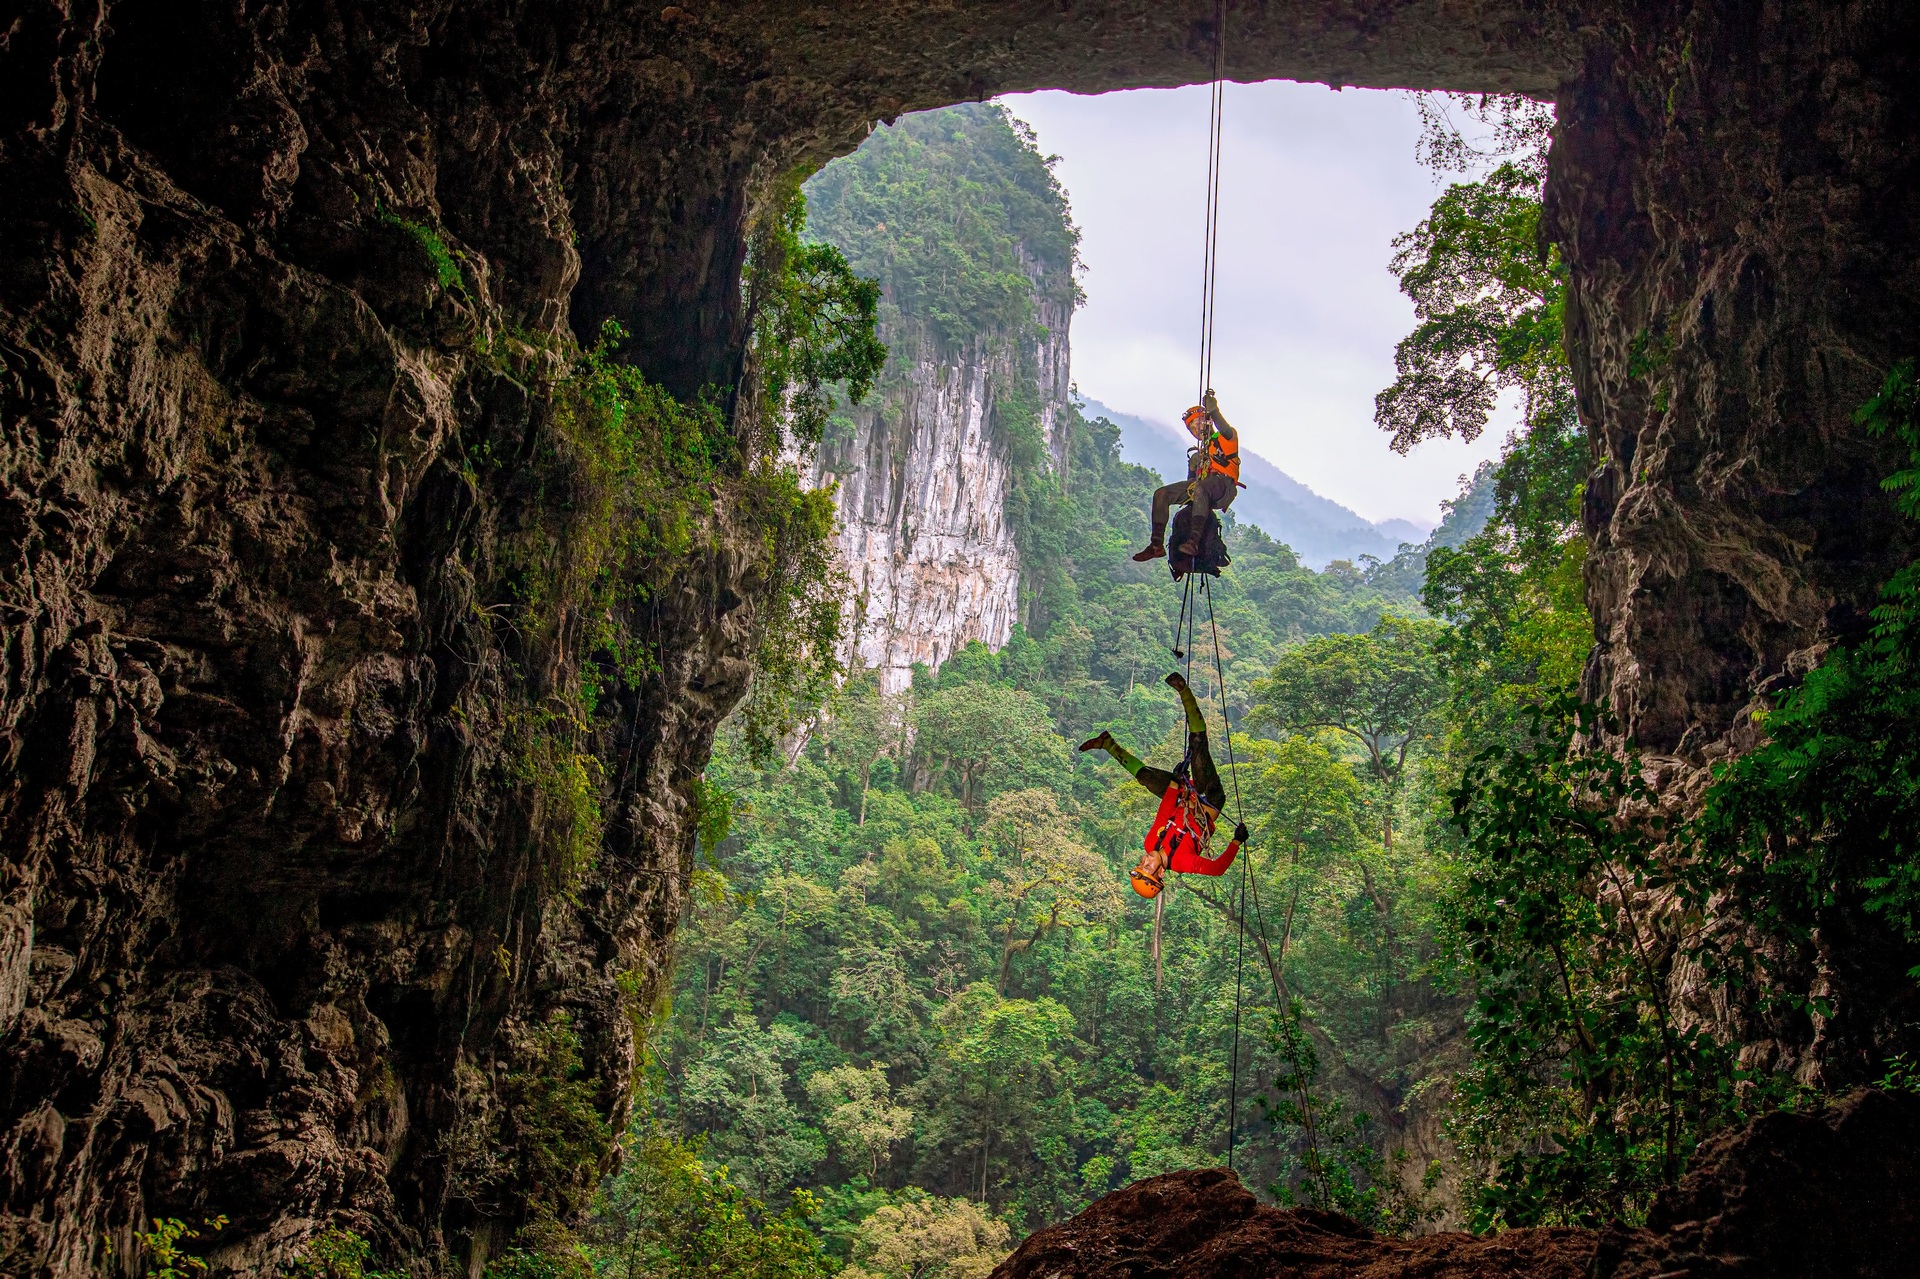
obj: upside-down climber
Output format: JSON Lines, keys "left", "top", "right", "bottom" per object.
{"left": 1080, "top": 672, "right": 1249, "bottom": 898}
{"left": 1133, "top": 389, "right": 1242, "bottom": 563}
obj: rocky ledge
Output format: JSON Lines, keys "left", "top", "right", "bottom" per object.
{"left": 993, "top": 1088, "right": 1920, "bottom": 1279}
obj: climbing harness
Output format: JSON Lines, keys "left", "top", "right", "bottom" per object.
{"left": 1143, "top": 779, "right": 1230, "bottom": 874}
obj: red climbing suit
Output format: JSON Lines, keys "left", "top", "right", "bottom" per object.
{"left": 1144, "top": 782, "right": 1239, "bottom": 876}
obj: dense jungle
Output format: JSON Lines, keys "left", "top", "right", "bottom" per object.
{"left": 7, "top": 3, "right": 1920, "bottom": 1278}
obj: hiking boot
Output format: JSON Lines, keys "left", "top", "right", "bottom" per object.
{"left": 1132, "top": 542, "right": 1166, "bottom": 562}
{"left": 1165, "top": 671, "right": 1190, "bottom": 693}
{"left": 1079, "top": 731, "right": 1117, "bottom": 754}
{"left": 1177, "top": 538, "right": 1201, "bottom": 557}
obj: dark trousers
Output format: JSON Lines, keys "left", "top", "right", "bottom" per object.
{"left": 1149, "top": 472, "right": 1236, "bottom": 544}
{"left": 1133, "top": 732, "right": 1225, "bottom": 813}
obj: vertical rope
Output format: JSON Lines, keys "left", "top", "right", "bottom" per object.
{"left": 1202, "top": 574, "right": 1252, "bottom": 1173}
{"left": 1227, "top": 825, "right": 1247, "bottom": 1169}
{"left": 1196, "top": 0, "right": 1228, "bottom": 401}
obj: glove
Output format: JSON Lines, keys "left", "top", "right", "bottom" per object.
{"left": 1233, "top": 822, "right": 1250, "bottom": 844}
{"left": 1203, "top": 388, "right": 1220, "bottom": 414}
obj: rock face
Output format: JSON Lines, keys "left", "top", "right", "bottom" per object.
{"left": 1552, "top": 0, "right": 1920, "bottom": 1078}
{"left": 1592, "top": 1087, "right": 1920, "bottom": 1279}
{"left": 990, "top": 1167, "right": 1596, "bottom": 1279}
{"left": 994, "top": 1090, "right": 1920, "bottom": 1279}
{"left": 812, "top": 295, "right": 1072, "bottom": 694}
{"left": 1560, "top": 0, "right": 1920, "bottom": 764}
{"left": 5, "top": 0, "right": 1920, "bottom": 1274}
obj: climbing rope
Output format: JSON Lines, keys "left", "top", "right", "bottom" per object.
{"left": 1202, "top": 573, "right": 1252, "bottom": 1170}
{"left": 1196, "top": 0, "right": 1228, "bottom": 403}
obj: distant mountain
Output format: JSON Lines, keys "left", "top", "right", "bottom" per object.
{"left": 1079, "top": 398, "right": 1430, "bottom": 569}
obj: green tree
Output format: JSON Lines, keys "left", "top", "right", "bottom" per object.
{"left": 839, "top": 1193, "right": 1011, "bottom": 1279}
{"left": 914, "top": 684, "right": 1068, "bottom": 821}
{"left": 916, "top": 986, "right": 1079, "bottom": 1208}
{"left": 979, "top": 789, "right": 1120, "bottom": 994}
{"left": 807, "top": 1063, "right": 916, "bottom": 1178}
{"left": 749, "top": 188, "right": 888, "bottom": 448}
{"left": 1376, "top": 93, "right": 1566, "bottom": 456}
{"left": 822, "top": 670, "right": 909, "bottom": 825}
{"left": 1249, "top": 614, "right": 1445, "bottom": 854}
{"left": 590, "top": 1129, "right": 835, "bottom": 1279}
{"left": 679, "top": 1015, "right": 829, "bottom": 1199}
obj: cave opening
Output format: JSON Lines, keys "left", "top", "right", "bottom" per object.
{"left": 5, "top": 2, "right": 1920, "bottom": 1277}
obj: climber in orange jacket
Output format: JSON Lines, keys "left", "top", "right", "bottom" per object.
{"left": 1080, "top": 671, "right": 1249, "bottom": 897}
{"left": 1134, "top": 388, "right": 1242, "bottom": 562}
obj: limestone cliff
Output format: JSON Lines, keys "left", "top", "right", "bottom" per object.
{"left": 811, "top": 292, "right": 1072, "bottom": 694}
{"left": 802, "top": 104, "right": 1079, "bottom": 693}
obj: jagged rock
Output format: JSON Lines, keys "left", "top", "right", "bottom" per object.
{"left": 989, "top": 1167, "right": 1595, "bottom": 1279}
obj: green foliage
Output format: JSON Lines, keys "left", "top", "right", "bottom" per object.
{"left": 486, "top": 320, "right": 733, "bottom": 878}
{"left": 285, "top": 1228, "right": 403, "bottom": 1279}
{"left": 1260, "top": 1005, "right": 1438, "bottom": 1234}
{"left": 495, "top": 1012, "right": 615, "bottom": 1224}
{"left": 1445, "top": 698, "right": 1747, "bottom": 1228}
{"left": 506, "top": 306, "right": 853, "bottom": 773}
{"left": 914, "top": 685, "right": 1067, "bottom": 819}
{"left": 135, "top": 1216, "right": 227, "bottom": 1278}
{"left": 1375, "top": 160, "right": 1568, "bottom": 454}
{"left": 589, "top": 1128, "right": 835, "bottom": 1279}
{"left": 380, "top": 207, "right": 466, "bottom": 293}
{"left": 1694, "top": 357, "right": 1920, "bottom": 976}
{"left": 1442, "top": 360, "right": 1920, "bottom": 1227}
{"left": 749, "top": 188, "right": 888, "bottom": 448}
{"left": 1249, "top": 614, "right": 1447, "bottom": 851}
{"left": 732, "top": 468, "right": 851, "bottom": 760}
{"left": 804, "top": 103, "right": 1079, "bottom": 353}
{"left": 807, "top": 1063, "right": 915, "bottom": 1177}
{"left": 839, "top": 1191, "right": 1011, "bottom": 1279}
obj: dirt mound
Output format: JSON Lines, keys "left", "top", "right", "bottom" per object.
{"left": 989, "top": 1168, "right": 1594, "bottom": 1279}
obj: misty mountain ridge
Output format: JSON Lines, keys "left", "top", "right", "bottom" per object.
{"left": 1078, "top": 397, "right": 1431, "bottom": 569}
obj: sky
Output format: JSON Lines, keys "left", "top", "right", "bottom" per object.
{"left": 1003, "top": 82, "right": 1513, "bottom": 528}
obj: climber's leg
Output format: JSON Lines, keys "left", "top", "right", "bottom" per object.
{"left": 1135, "top": 481, "right": 1192, "bottom": 561}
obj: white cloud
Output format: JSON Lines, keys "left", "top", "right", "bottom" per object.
{"left": 1003, "top": 81, "right": 1511, "bottom": 526}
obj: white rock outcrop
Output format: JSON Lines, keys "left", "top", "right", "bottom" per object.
{"left": 812, "top": 296, "right": 1072, "bottom": 693}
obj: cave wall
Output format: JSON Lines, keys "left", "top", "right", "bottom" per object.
{"left": 1559, "top": 0, "right": 1920, "bottom": 763}
{"left": 4, "top": 0, "right": 1920, "bottom": 1273}
{"left": 1553, "top": 0, "right": 1920, "bottom": 1080}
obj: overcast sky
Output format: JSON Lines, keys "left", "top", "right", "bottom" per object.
{"left": 1003, "top": 82, "right": 1512, "bottom": 528}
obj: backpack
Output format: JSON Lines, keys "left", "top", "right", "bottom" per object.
{"left": 1168, "top": 505, "right": 1230, "bottom": 580}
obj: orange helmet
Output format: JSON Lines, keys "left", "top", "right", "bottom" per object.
{"left": 1183, "top": 405, "right": 1208, "bottom": 430}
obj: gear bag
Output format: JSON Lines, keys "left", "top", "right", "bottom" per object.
{"left": 1168, "top": 505, "right": 1230, "bottom": 580}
